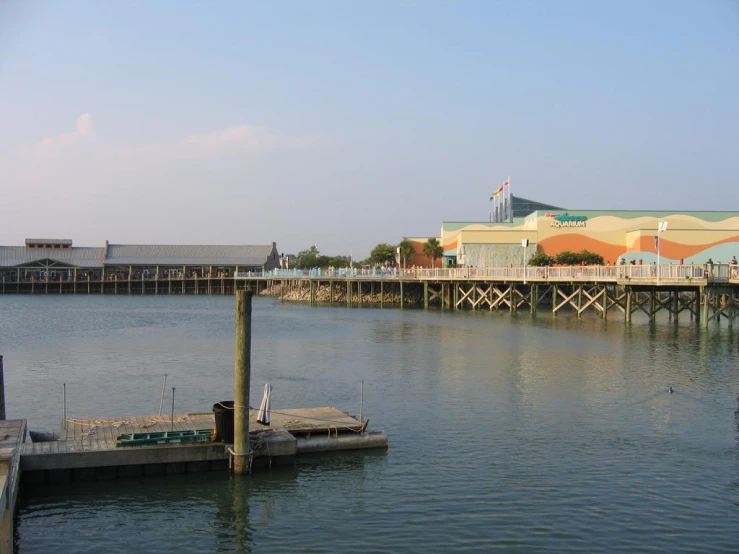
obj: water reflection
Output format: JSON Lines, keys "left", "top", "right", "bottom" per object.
{"left": 8, "top": 296, "right": 739, "bottom": 553}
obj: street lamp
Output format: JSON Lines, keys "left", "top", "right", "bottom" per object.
{"left": 657, "top": 220, "right": 668, "bottom": 283}
{"left": 522, "top": 239, "right": 529, "bottom": 284}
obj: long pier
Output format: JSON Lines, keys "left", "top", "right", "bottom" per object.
{"left": 3, "top": 264, "right": 739, "bottom": 326}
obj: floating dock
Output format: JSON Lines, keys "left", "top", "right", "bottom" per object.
{"left": 0, "top": 420, "right": 26, "bottom": 553}
{"left": 20, "top": 407, "right": 388, "bottom": 485}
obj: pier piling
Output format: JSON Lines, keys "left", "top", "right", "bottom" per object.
{"left": 233, "top": 288, "right": 253, "bottom": 474}
{"left": 0, "top": 355, "right": 4, "bottom": 420}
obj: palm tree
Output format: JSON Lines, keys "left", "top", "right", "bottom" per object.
{"left": 423, "top": 238, "right": 444, "bottom": 268}
{"left": 397, "top": 239, "right": 415, "bottom": 270}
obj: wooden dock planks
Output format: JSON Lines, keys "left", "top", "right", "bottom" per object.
{"left": 21, "top": 407, "right": 364, "bottom": 472}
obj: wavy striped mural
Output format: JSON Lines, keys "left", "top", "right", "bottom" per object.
{"left": 443, "top": 212, "right": 739, "bottom": 265}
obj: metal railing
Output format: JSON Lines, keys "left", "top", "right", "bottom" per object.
{"left": 232, "top": 264, "right": 739, "bottom": 283}
{"left": 5, "top": 264, "right": 738, "bottom": 284}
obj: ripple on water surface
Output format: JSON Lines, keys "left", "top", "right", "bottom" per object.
{"left": 6, "top": 296, "right": 739, "bottom": 553}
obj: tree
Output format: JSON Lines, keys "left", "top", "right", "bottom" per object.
{"left": 578, "top": 249, "right": 604, "bottom": 265}
{"left": 368, "top": 243, "right": 396, "bottom": 266}
{"left": 398, "top": 239, "right": 415, "bottom": 269}
{"left": 423, "top": 238, "right": 444, "bottom": 268}
{"left": 554, "top": 250, "right": 604, "bottom": 266}
{"left": 295, "top": 245, "right": 320, "bottom": 268}
{"left": 528, "top": 252, "right": 556, "bottom": 267}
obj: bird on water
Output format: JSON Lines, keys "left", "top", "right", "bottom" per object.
{"left": 669, "top": 387, "right": 674, "bottom": 393}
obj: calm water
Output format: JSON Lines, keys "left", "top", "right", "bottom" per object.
{"left": 2, "top": 295, "right": 739, "bottom": 553}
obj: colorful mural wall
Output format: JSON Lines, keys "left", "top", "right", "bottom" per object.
{"left": 443, "top": 211, "right": 739, "bottom": 266}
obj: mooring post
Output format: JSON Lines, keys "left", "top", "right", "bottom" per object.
{"left": 0, "top": 355, "right": 5, "bottom": 420}
{"left": 234, "top": 288, "right": 252, "bottom": 474}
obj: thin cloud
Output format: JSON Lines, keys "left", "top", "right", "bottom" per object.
{"left": 116, "top": 122, "right": 323, "bottom": 165}
{"left": 32, "top": 113, "right": 94, "bottom": 153}
{"left": 181, "top": 124, "right": 278, "bottom": 150}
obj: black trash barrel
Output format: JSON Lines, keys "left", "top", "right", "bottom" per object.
{"left": 213, "top": 401, "right": 235, "bottom": 443}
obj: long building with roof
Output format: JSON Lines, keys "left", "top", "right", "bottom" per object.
{"left": 0, "top": 238, "right": 280, "bottom": 282}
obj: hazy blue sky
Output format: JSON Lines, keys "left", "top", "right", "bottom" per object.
{"left": 1, "top": 1, "right": 737, "bottom": 258}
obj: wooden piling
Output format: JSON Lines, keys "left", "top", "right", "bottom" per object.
{"left": 233, "top": 289, "right": 252, "bottom": 474}
{"left": 0, "top": 355, "right": 5, "bottom": 420}
{"left": 702, "top": 288, "right": 709, "bottom": 327}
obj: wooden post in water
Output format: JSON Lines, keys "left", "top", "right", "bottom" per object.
{"left": 0, "top": 355, "right": 5, "bottom": 420}
{"left": 233, "top": 289, "right": 252, "bottom": 474}
{"left": 701, "top": 287, "right": 709, "bottom": 328}
{"left": 673, "top": 291, "right": 679, "bottom": 322}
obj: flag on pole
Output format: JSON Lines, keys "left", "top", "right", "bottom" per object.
{"left": 505, "top": 176, "right": 511, "bottom": 221}
{"left": 490, "top": 179, "right": 509, "bottom": 222}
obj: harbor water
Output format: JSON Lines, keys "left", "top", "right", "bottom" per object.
{"left": 2, "top": 295, "right": 739, "bottom": 553}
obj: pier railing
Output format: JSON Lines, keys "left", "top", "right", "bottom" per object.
{"left": 235, "top": 264, "right": 738, "bottom": 283}
{"left": 3, "top": 264, "right": 737, "bottom": 285}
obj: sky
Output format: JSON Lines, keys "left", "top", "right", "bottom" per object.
{"left": 1, "top": 1, "right": 738, "bottom": 259}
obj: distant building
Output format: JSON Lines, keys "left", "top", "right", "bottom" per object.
{"left": 402, "top": 237, "right": 438, "bottom": 268}
{"left": 443, "top": 204, "right": 739, "bottom": 267}
{"left": 0, "top": 239, "right": 280, "bottom": 281}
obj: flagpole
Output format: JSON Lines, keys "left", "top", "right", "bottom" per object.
{"left": 507, "top": 175, "right": 511, "bottom": 222}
